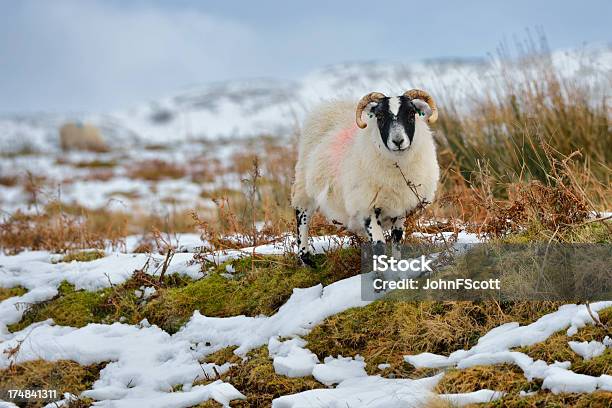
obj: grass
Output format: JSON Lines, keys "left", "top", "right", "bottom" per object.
{"left": 196, "top": 346, "right": 323, "bottom": 408}
{"left": 305, "top": 301, "right": 561, "bottom": 376}
{"left": 128, "top": 159, "right": 187, "bottom": 181}
{"left": 144, "top": 249, "right": 358, "bottom": 333}
{"left": 0, "top": 360, "right": 103, "bottom": 408}
{"left": 9, "top": 281, "right": 114, "bottom": 332}
{"left": 8, "top": 249, "right": 359, "bottom": 334}
{"left": 0, "top": 286, "right": 27, "bottom": 301}
{"left": 60, "top": 250, "right": 106, "bottom": 263}
{"left": 516, "top": 307, "right": 612, "bottom": 377}
{"left": 72, "top": 159, "right": 118, "bottom": 169}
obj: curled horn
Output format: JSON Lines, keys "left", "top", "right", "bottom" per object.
{"left": 355, "top": 92, "right": 386, "bottom": 129}
{"left": 403, "top": 89, "right": 438, "bottom": 124}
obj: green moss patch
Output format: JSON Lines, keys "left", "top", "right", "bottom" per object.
{"left": 60, "top": 250, "right": 106, "bottom": 263}
{"left": 9, "top": 282, "right": 112, "bottom": 332}
{"left": 9, "top": 249, "right": 359, "bottom": 334}
{"left": 144, "top": 250, "right": 358, "bottom": 333}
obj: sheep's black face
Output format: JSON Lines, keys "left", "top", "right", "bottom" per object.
{"left": 370, "top": 96, "right": 419, "bottom": 152}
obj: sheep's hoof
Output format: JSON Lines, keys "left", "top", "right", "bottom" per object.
{"left": 299, "top": 252, "right": 316, "bottom": 268}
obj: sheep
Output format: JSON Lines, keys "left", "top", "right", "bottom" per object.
{"left": 59, "top": 122, "right": 108, "bottom": 152}
{"left": 291, "top": 89, "right": 439, "bottom": 266}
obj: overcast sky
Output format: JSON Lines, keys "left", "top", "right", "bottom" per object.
{"left": 1, "top": 0, "right": 610, "bottom": 113}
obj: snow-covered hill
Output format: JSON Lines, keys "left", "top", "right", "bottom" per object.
{"left": 1, "top": 45, "right": 610, "bottom": 154}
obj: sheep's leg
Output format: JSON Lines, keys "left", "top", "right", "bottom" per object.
{"left": 365, "top": 208, "right": 386, "bottom": 287}
{"left": 365, "top": 208, "right": 386, "bottom": 256}
{"left": 391, "top": 216, "right": 405, "bottom": 259}
{"left": 295, "top": 206, "right": 315, "bottom": 267}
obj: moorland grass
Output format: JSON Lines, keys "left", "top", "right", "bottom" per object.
{"left": 0, "top": 360, "right": 103, "bottom": 408}
{"left": 8, "top": 248, "right": 360, "bottom": 334}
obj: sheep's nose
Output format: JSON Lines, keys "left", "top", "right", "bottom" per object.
{"left": 392, "top": 139, "right": 403, "bottom": 148}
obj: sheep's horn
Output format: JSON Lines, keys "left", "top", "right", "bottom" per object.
{"left": 355, "top": 92, "right": 386, "bottom": 129}
{"left": 403, "top": 89, "right": 438, "bottom": 124}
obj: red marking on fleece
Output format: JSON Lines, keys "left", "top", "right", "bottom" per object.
{"left": 329, "top": 124, "right": 359, "bottom": 178}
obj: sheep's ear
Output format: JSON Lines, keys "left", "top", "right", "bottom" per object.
{"left": 412, "top": 99, "right": 432, "bottom": 120}
{"left": 367, "top": 101, "right": 380, "bottom": 117}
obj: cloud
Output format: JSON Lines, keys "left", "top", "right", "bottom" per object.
{"left": 0, "top": 1, "right": 257, "bottom": 112}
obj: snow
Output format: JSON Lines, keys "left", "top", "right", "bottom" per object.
{"left": 439, "top": 390, "right": 505, "bottom": 406}
{"left": 269, "top": 337, "right": 319, "bottom": 378}
{"left": 311, "top": 355, "right": 367, "bottom": 386}
{"left": 1, "top": 234, "right": 611, "bottom": 405}
{"left": 0, "top": 239, "right": 369, "bottom": 406}
{"left": 1, "top": 321, "right": 243, "bottom": 407}
{"left": 569, "top": 340, "right": 607, "bottom": 360}
{"left": 1, "top": 46, "right": 609, "bottom": 156}
{"left": 404, "top": 302, "right": 612, "bottom": 394}
{"left": 272, "top": 374, "right": 443, "bottom": 408}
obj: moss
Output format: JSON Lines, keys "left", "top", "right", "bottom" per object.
{"left": 8, "top": 270, "right": 202, "bottom": 333}
{"left": 9, "top": 282, "right": 111, "bottom": 332}
{"left": 7, "top": 249, "right": 356, "bottom": 334}
{"left": 0, "top": 360, "right": 104, "bottom": 408}
{"left": 143, "top": 250, "right": 357, "bottom": 333}
{"left": 0, "top": 286, "right": 27, "bottom": 301}
{"left": 60, "top": 250, "right": 106, "bottom": 263}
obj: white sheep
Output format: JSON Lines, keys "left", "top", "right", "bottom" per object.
{"left": 291, "top": 89, "right": 439, "bottom": 265}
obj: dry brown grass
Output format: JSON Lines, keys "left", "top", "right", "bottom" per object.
{"left": 128, "top": 159, "right": 187, "bottom": 181}
{"left": 305, "top": 301, "right": 561, "bottom": 376}
{"left": 0, "top": 286, "right": 27, "bottom": 301}
{"left": 0, "top": 360, "right": 103, "bottom": 408}
{"left": 195, "top": 346, "right": 322, "bottom": 408}
{"left": 0, "top": 203, "right": 127, "bottom": 254}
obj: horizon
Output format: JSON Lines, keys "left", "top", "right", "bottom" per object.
{"left": 1, "top": 0, "right": 611, "bottom": 114}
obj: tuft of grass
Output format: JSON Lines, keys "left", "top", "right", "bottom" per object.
{"left": 128, "top": 160, "right": 186, "bottom": 181}
{"left": 516, "top": 306, "right": 612, "bottom": 377}
{"left": 0, "top": 360, "right": 104, "bottom": 408}
{"left": 217, "top": 346, "right": 322, "bottom": 407}
{"left": 0, "top": 203, "right": 128, "bottom": 255}
{"left": 436, "top": 364, "right": 531, "bottom": 394}
{"left": 486, "top": 391, "right": 612, "bottom": 407}
{"left": 0, "top": 286, "right": 27, "bottom": 301}
{"left": 72, "top": 159, "right": 117, "bottom": 169}
{"left": 0, "top": 175, "right": 19, "bottom": 187}
{"left": 305, "top": 301, "right": 561, "bottom": 376}
{"left": 203, "top": 346, "right": 241, "bottom": 366}
{"left": 60, "top": 250, "right": 106, "bottom": 263}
